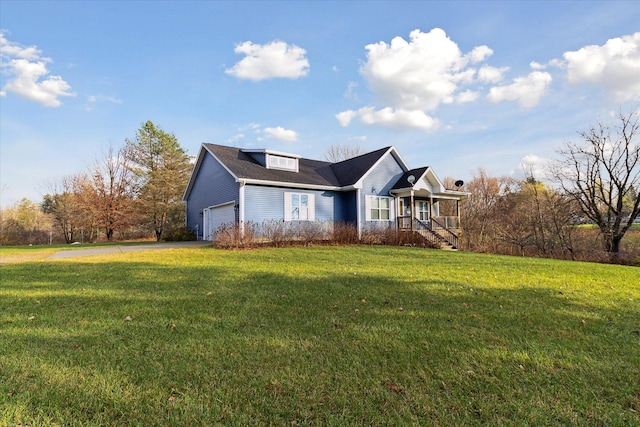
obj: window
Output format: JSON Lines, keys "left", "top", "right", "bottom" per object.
{"left": 366, "top": 196, "right": 392, "bottom": 221}
{"left": 268, "top": 155, "right": 298, "bottom": 171}
{"left": 417, "top": 201, "right": 430, "bottom": 221}
{"left": 291, "top": 193, "right": 308, "bottom": 220}
{"left": 284, "top": 192, "right": 315, "bottom": 221}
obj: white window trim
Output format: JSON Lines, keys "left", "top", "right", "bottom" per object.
{"left": 417, "top": 200, "right": 430, "bottom": 221}
{"left": 284, "top": 192, "right": 315, "bottom": 221}
{"left": 365, "top": 195, "right": 395, "bottom": 221}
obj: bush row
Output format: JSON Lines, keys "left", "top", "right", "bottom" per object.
{"left": 211, "top": 220, "right": 440, "bottom": 250}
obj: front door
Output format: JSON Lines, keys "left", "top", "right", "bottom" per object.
{"left": 416, "top": 200, "right": 430, "bottom": 222}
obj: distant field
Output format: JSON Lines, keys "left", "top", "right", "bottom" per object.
{"left": 1, "top": 245, "right": 638, "bottom": 426}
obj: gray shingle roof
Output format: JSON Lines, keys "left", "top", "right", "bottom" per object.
{"left": 203, "top": 143, "right": 393, "bottom": 188}
{"left": 392, "top": 167, "right": 430, "bottom": 190}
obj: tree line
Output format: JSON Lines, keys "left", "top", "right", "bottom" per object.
{"left": 1, "top": 121, "right": 193, "bottom": 245}
{"left": 1, "top": 111, "right": 638, "bottom": 264}
{"left": 452, "top": 109, "right": 639, "bottom": 264}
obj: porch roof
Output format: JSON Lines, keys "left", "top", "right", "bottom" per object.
{"left": 390, "top": 168, "right": 468, "bottom": 200}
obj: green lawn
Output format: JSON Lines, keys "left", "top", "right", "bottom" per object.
{"left": 1, "top": 246, "right": 638, "bottom": 426}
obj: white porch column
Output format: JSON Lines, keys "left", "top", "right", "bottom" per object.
{"left": 410, "top": 190, "right": 415, "bottom": 233}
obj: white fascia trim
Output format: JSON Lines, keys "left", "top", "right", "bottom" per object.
{"left": 238, "top": 178, "right": 343, "bottom": 191}
{"left": 241, "top": 148, "right": 302, "bottom": 159}
{"left": 182, "top": 147, "right": 207, "bottom": 202}
{"left": 439, "top": 190, "right": 470, "bottom": 198}
{"left": 389, "top": 147, "right": 410, "bottom": 171}
{"left": 204, "top": 146, "right": 240, "bottom": 181}
{"left": 208, "top": 200, "right": 236, "bottom": 210}
{"left": 183, "top": 144, "right": 241, "bottom": 202}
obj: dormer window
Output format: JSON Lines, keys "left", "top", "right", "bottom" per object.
{"left": 267, "top": 154, "right": 298, "bottom": 172}
{"left": 241, "top": 148, "right": 301, "bottom": 172}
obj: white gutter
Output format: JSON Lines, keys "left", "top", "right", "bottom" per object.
{"left": 238, "top": 178, "right": 346, "bottom": 192}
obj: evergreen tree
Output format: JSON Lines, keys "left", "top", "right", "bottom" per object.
{"left": 125, "top": 121, "right": 192, "bottom": 241}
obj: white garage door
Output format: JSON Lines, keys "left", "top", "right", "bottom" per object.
{"left": 203, "top": 202, "right": 236, "bottom": 240}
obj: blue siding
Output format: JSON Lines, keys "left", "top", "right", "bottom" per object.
{"left": 340, "top": 191, "right": 357, "bottom": 224}
{"left": 360, "top": 152, "right": 405, "bottom": 227}
{"left": 243, "top": 185, "right": 345, "bottom": 223}
{"left": 185, "top": 153, "right": 238, "bottom": 238}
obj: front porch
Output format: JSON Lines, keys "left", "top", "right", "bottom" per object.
{"left": 397, "top": 215, "right": 461, "bottom": 249}
{"left": 391, "top": 186, "right": 466, "bottom": 250}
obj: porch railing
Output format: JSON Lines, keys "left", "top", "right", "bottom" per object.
{"left": 397, "top": 215, "right": 459, "bottom": 249}
{"left": 430, "top": 217, "right": 459, "bottom": 249}
{"left": 432, "top": 216, "right": 460, "bottom": 230}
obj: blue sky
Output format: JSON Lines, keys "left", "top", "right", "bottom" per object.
{"left": 1, "top": 1, "right": 639, "bottom": 207}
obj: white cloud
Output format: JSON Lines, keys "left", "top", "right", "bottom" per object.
{"left": 478, "top": 65, "right": 509, "bottom": 83}
{"left": 456, "top": 90, "right": 479, "bottom": 103}
{"left": 343, "top": 81, "right": 359, "bottom": 101}
{"left": 466, "top": 45, "right": 493, "bottom": 63}
{"left": 530, "top": 59, "right": 564, "bottom": 70}
{"left": 0, "top": 32, "right": 75, "bottom": 107}
{"left": 338, "top": 28, "right": 500, "bottom": 131}
{"left": 350, "top": 135, "right": 367, "bottom": 142}
{"left": 360, "top": 28, "right": 488, "bottom": 112}
{"left": 263, "top": 126, "right": 298, "bottom": 142}
{"left": 84, "top": 94, "right": 123, "bottom": 111}
{"left": 563, "top": 32, "right": 640, "bottom": 101}
{"left": 487, "top": 71, "right": 552, "bottom": 108}
{"left": 336, "top": 110, "right": 358, "bottom": 127}
{"left": 226, "top": 133, "right": 245, "bottom": 144}
{"left": 514, "top": 154, "right": 553, "bottom": 181}
{"left": 225, "top": 40, "right": 309, "bottom": 81}
{"left": 337, "top": 107, "right": 439, "bottom": 130}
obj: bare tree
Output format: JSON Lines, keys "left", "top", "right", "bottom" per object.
{"left": 84, "top": 145, "right": 137, "bottom": 241}
{"left": 43, "top": 176, "right": 85, "bottom": 244}
{"left": 551, "top": 109, "right": 640, "bottom": 258}
{"left": 324, "top": 144, "right": 363, "bottom": 162}
{"left": 461, "top": 168, "right": 514, "bottom": 252}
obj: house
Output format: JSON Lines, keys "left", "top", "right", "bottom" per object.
{"left": 182, "top": 143, "right": 467, "bottom": 247}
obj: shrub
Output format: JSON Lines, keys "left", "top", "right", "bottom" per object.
{"left": 162, "top": 226, "right": 197, "bottom": 242}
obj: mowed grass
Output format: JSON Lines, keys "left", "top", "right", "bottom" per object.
{"left": 1, "top": 246, "right": 638, "bottom": 426}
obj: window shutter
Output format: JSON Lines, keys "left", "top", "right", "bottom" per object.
{"left": 284, "top": 192, "right": 291, "bottom": 221}
{"left": 308, "top": 194, "right": 315, "bottom": 221}
{"left": 389, "top": 197, "right": 396, "bottom": 221}
{"left": 364, "top": 196, "right": 371, "bottom": 221}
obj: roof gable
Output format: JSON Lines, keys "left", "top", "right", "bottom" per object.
{"left": 331, "top": 146, "right": 409, "bottom": 187}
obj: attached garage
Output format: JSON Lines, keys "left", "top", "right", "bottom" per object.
{"left": 203, "top": 201, "right": 236, "bottom": 240}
